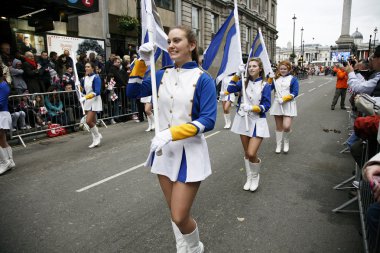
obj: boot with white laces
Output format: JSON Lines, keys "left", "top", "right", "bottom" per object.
{"left": 249, "top": 158, "right": 261, "bottom": 192}
{"left": 89, "top": 126, "right": 102, "bottom": 148}
{"left": 145, "top": 114, "right": 155, "bottom": 132}
{"left": 223, "top": 113, "right": 231, "bottom": 129}
{"left": 275, "top": 131, "right": 283, "bottom": 154}
{"left": 171, "top": 221, "right": 188, "bottom": 253}
{"left": 0, "top": 148, "right": 11, "bottom": 175}
{"left": 243, "top": 157, "right": 252, "bottom": 191}
{"left": 5, "top": 147, "right": 15, "bottom": 168}
{"left": 183, "top": 222, "right": 204, "bottom": 253}
{"left": 283, "top": 131, "right": 290, "bottom": 153}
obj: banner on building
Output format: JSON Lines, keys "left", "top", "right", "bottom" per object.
{"left": 46, "top": 34, "right": 105, "bottom": 59}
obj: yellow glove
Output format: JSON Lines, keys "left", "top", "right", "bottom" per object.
{"left": 224, "top": 91, "right": 230, "bottom": 95}
{"left": 267, "top": 77, "right": 273, "bottom": 84}
{"left": 282, "top": 94, "right": 293, "bottom": 102}
{"left": 252, "top": 105, "right": 261, "bottom": 113}
{"left": 85, "top": 93, "right": 95, "bottom": 99}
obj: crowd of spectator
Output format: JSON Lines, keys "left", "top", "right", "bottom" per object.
{"left": 0, "top": 41, "right": 141, "bottom": 132}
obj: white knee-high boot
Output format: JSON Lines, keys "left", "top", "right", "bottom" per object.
{"left": 89, "top": 126, "right": 102, "bottom": 148}
{"left": 145, "top": 114, "right": 154, "bottom": 132}
{"left": 275, "top": 131, "right": 283, "bottom": 154}
{"left": 249, "top": 158, "right": 261, "bottom": 192}
{"left": 283, "top": 131, "right": 290, "bottom": 153}
{"left": 5, "top": 147, "right": 15, "bottom": 168}
{"left": 223, "top": 113, "right": 231, "bottom": 129}
{"left": 171, "top": 221, "right": 188, "bottom": 253}
{"left": 183, "top": 221, "right": 204, "bottom": 253}
{"left": 243, "top": 157, "right": 252, "bottom": 191}
{"left": 0, "top": 148, "right": 11, "bottom": 175}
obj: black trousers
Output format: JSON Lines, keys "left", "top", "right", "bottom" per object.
{"left": 331, "top": 88, "right": 347, "bottom": 107}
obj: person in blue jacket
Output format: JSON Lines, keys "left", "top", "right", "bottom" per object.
{"left": 127, "top": 25, "right": 217, "bottom": 253}
{"left": 225, "top": 58, "right": 272, "bottom": 192}
{"left": 0, "top": 65, "right": 15, "bottom": 175}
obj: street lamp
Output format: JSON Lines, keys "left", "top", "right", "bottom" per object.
{"left": 292, "top": 14, "right": 297, "bottom": 62}
{"left": 300, "top": 27, "right": 304, "bottom": 55}
{"left": 369, "top": 35, "right": 372, "bottom": 56}
{"left": 374, "top": 27, "right": 378, "bottom": 50}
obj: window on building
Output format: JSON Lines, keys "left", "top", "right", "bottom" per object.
{"left": 156, "top": 0, "right": 174, "bottom": 11}
{"left": 271, "top": 4, "right": 275, "bottom": 23}
{"left": 210, "top": 13, "right": 219, "bottom": 35}
{"left": 192, "top": 6, "right": 201, "bottom": 42}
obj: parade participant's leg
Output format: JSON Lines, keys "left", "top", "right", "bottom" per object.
{"left": 0, "top": 130, "right": 11, "bottom": 174}
{"left": 283, "top": 116, "right": 292, "bottom": 153}
{"left": 87, "top": 111, "right": 102, "bottom": 148}
{"left": 247, "top": 137, "right": 263, "bottom": 191}
{"left": 145, "top": 103, "right": 154, "bottom": 132}
{"left": 240, "top": 135, "right": 253, "bottom": 190}
{"left": 274, "top": 116, "right": 284, "bottom": 154}
{"left": 223, "top": 101, "right": 232, "bottom": 129}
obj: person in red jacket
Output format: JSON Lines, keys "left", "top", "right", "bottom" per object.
{"left": 331, "top": 64, "right": 348, "bottom": 110}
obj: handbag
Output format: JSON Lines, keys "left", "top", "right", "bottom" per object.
{"left": 47, "top": 124, "right": 67, "bottom": 138}
{"left": 354, "top": 94, "right": 380, "bottom": 116}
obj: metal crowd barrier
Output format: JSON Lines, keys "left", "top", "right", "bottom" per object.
{"left": 8, "top": 87, "right": 138, "bottom": 147}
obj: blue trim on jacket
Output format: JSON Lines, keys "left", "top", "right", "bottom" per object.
{"left": 227, "top": 78, "right": 271, "bottom": 118}
{"left": 126, "top": 61, "right": 217, "bottom": 132}
{"left": 80, "top": 73, "right": 102, "bottom": 96}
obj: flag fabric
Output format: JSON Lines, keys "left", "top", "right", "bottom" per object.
{"left": 249, "top": 29, "right": 274, "bottom": 78}
{"left": 140, "top": 0, "right": 173, "bottom": 67}
{"left": 202, "top": 6, "right": 243, "bottom": 84}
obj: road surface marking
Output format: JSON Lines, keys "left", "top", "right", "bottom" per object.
{"left": 297, "top": 93, "right": 304, "bottom": 98}
{"left": 308, "top": 88, "right": 316, "bottom": 92}
{"left": 76, "top": 130, "right": 221, "bottom": 192}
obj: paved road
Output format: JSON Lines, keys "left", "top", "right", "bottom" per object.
{"left": 0, "top": 75, "right": 362, "bottom": 253}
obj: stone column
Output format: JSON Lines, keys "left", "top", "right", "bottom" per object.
{"left": 340, "top": 0, "right": 351, "bottom": 36}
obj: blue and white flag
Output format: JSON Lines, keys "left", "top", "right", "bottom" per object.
{"left": 140, "top": 0, "right": 172, "bottom": 67}
{"left": 249, "top": 28, "right": 274, "bottom": 78}
{"left": 202, "top": 3, "right": 243, "bottom": 84}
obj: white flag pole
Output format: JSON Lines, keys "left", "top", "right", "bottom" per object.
{"left": 233, "top": 0, "right": 249, "bottom": 132}
{"left": 145, "top": 0, "right": 162, "bottom": 155}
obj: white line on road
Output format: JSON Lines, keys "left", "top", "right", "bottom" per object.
{"left": 297, "top": 93, "right": 304, "bottom": 98}
{"left": 76, "top": 130, "right": 221, "bottom": 193}
{"left": 308, "top": 88, "right": 316, "bottom": 92}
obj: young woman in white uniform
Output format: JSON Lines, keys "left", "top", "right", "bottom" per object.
{"left": 0, "top": 65, "right": 15, "bottom": 175}
{"left": 80, "top": 62, "right": 103, "bottom": 148}
{"left": 270, "top": 60, "right": 299, "bottom": 153}
{"left": 219, "top": 74, "right": 236, "bottom": 128}
{"left": 226, "top": 58, "right": 272, "bottom": 192}
{"left": 127, "top": 26, "right": 217, "bottom": 253}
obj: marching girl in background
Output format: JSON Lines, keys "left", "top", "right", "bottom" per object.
{"left": 219, "top": 73, "right": 236, "bottom": 129}
{"left": 141, "top": 96, "right": 155, "bottom": 132}
{"left": 80, "top": 62, "right": 103, "bottom": 148}
{"left": 270, "top": 60, "right": 299, "bottom": 154}
{"left": 226, "top": 58, "right": 271, "bottom": 192}
{"left": 127, "top": 26, "right": 217, "bottom": 253}
{"left": 0, "top": 65, "right": 15, "bottom": 175}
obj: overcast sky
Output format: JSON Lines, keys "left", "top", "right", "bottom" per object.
{"left": 276, "top": 0, "right": 380, "bottom": 48}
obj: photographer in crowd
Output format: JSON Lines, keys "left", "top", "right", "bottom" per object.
{"left": 346, "top": 46, "right": 380, "bottom": 95}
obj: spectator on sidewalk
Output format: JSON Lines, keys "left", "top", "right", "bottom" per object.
{"left": 76, "top": 53, "right": 87, "bottom": 79}
{"left": 49, "top": 51, "right": 58, "bottom": 72}
{"left": 22, "top": 52, "right": 44, "bottom": 93}
{"left": 10, "top": 58, "right": 27, "bottom": 94}
{"left": 38, "top": 51, "right": 52, "bottom": 91}
{"left": 346, "top": 46, "right": 380, "bottom": 95}
{"left": 45, "top": 86, "right": 67, "bottom": 126}
{"left": 61, "top": 65, "right": 75, "bottom": 90}
{"left": 331, "top": 64, "right": 348, "bottom": 110}
{"left": 0, "top": 42, "right": 12, "bottom": 67}
{"left": 8, "top": 97, "right": 27, "bottom": 131}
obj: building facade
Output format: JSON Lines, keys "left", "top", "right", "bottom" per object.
{"left": 2, "top": 0, "right": 277, "bottom": 62}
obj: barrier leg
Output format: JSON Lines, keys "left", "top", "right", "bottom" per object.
{"left": 332, "top": 195, "right": 359, "bottom": 213}
{"left": 333, "top": 175, "right": 356, "bottom": 190}
{"left": 18, "top": 135, "right": 26, "bottom": 148}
